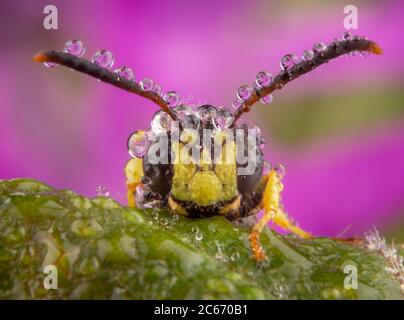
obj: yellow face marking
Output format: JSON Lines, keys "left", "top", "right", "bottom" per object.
{"left": 171, "top": 136, "right": 238, "bottom": 206}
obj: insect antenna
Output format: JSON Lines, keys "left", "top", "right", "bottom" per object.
{"left": 33, "top": 50, "right": 176, "bottom": 119}
{"left": 232, "top": 36, "right": 382, "bottom": 124}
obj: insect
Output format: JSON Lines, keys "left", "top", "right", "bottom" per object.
{"left": 34, "top": 34, "right": 382, "bottom": 261}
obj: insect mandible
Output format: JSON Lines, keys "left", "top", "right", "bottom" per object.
{"left": 34, "top": 34, "right": 382, "bottom": 261}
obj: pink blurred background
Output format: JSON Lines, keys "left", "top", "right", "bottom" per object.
{"left": 0, "top": 0, "right": 403, "bottom": 239}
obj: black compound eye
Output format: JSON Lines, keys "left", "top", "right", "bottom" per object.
{"left": 237, "top": 154, "right": 263, "bottom": 194}
{"left": 142, "top": 141, "right": 173, "bottom": 198}
{"left": 236, "top": 124, "right": 264, "bottom": 195}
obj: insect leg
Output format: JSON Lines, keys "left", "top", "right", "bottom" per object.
{"left": 249, "top": 170, "right": 279, "bottom": 261}
{"left": 262, "top": 170, "right": 311, "bottom": 238}
{"left": 272, "top": 208, "right": 311, "bottom": 239}
{"left": 124, "top": 158, "right": 144, "bottom": 208}
{"left": 249, "top": 169, "right": 312, "bottom": 261}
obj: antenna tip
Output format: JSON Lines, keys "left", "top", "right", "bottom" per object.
{"left": 369, "top": 42, "right": 383, "bottom": 55}
{"left": 33, "top": 51, "right": 48, "bottom": 62}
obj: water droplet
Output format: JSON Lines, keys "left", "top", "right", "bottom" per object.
{"left": 113, "top": 66, "right": 134, "bottom": 81}
{"left": 151, "top": 209, "right": 159, "bottom": 220}
{"left": 274, "top": 163, "right": 286, "bottom": 178}
{"left": 195, "top": 232, "right": 203, "bottom": 241}
{"left": 350, "top": 51, "right": 360, "bottom": 57}
{"left": 342, "top": 31, "right": 352, "bottom": 41}
{"left": 302, "top": 50, "right": 314, "bottom": 61}
{"left": 329, "top": 39, "right": 339, "bottom": 50}
{"left": 260, "top": 94, "right": 273, "bottom": 105}
{"left": 215, "top": 251, "right": 224, "bottom": 261}
{"left": 160, "top": 218, "right": 168, "bottom": 226}
{"left": 237, "top": 85, "right": 252, "bottom": 101}
{"left": 127, "top": 130, "right": 149, "bottom": 158}
{"left": 215, "top": 108, "right": 233, "bottom": 129}
{"left": 232, "top": 99, "right": 243, "bottom": 109}
{"left": 262, "top": 160, "right": 271, "bottom": 175}
{"left": 192, "top": 226, "right": 199, "bottom": 233}
{"left": 313, "top": 42, "right": 327, "bottom": 54}
{"left": 172, "top": 105, "right": 193, "bottom": 120}
{"left": 259, "top": 137, "right": 266, "bottom": 150}
{"left": 151, "top": 110, "right": 172, "bottom": 134}
{"left": 64, "top": 40, "right": 86, "bottom": 57}
{"left": 172, "top": 214, "right": 179, "bottom": 222}
{"left": 230, "top": 252, "right": 240, "bottom": 261}
{"left": 92, "top": 49, "right": 114, "bottom": 69}
{"left": 152, "top": 83, "right": 163, "bottom": 96}
{"left": 181, "top": 114, "right": 200, "bottom": 130}
{"left": 164, "top": 91, "right": 182, "bottom": 108}
{"left": 44, "top": 62, "right": 57, "bottom": 68}
{"left": 196, "top": 105, "right": 217, "bottom": 125}
{"left": 96, "top": 186, "right": 109, "bottom": 197}
{"left": 280, "top": 54, "right": 299, "bottom": 70}
{"left": 140, "top": 78, "right": 154, "bottom": 91}
{"left": 360, "top": 50, "right": 370, "bottom": 57}
{"left": 255, "top": 71, "right": 273, "bottom": 88}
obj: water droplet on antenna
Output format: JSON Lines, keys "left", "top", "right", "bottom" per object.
{"left": 255, "top": 71, "right": 272, "bottom": 88}
{"left": 114, "top": 66, "right": 134, "bottom": 81}
{"left": 313, "top": 42, "right": 327, "bottom": 54}
{"left": 360, "top": 50, "right": 370, "bottom": 57}
{"left": 44, "top": 62, "right": 57, "bottom": 68}
{"left": 152, "top": 83, "right": 163, "bottom": 96}
{"left": 64, "top": 40, "right": 86, "bottom": 57}
{"left": 342, "top": 31, "right": 352, "bottom": 41}
{"left": 232, "top": 99, "right": 243, "bottom": 109}
{"left": 280, "top": 54, "right": 299, "bottom": 70}
{"left": 140, "top": 78, "right": 154, "bottom": 91}
{"left": 260, "top": 94, "right": 273, "bottom": 105}
{"left": 164, "top": 91, "right": 182, "bottom": 108}
{"left": 237, "top": 85, "right": 252, "bottom": 101}
{"left": 92, "top": 49, "right": 114, "bottom": 69}
{"left": 302, "top": 50, "right": 314, "bottom": 61}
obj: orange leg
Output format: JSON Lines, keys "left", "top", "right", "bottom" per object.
{"left": 249, "top": 169, "right": 311, "bottom": 261}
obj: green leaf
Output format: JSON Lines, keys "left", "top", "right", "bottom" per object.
{"left": 0, "top": 178, "right": 402, "bottom": 299}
